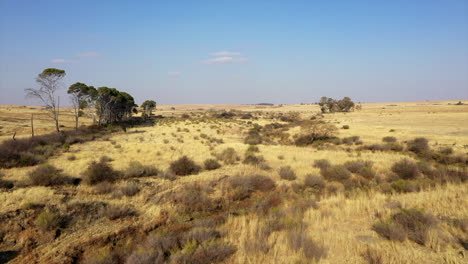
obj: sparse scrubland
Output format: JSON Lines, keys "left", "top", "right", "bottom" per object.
{"left": 0, "top": 101, "right": 467, "bottom": 263}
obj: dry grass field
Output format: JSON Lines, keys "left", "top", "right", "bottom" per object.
{"left": 0, "top": 100, "right": 467, "bottom": 264}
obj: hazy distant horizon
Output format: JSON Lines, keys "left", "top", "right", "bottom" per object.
{"left": 1, "top": 1, "right": 467, "bottom": 106}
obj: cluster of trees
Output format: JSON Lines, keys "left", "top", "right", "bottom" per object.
{"left": 318, "top": 96, "right": 355, "bottom": 113}
{"left": 26, "top": 68, "right": 156, "bottom": 132}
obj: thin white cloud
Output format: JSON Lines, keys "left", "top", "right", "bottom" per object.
{"left": 167, "top": 71, "right": 181, "bottom": 76}
{"left": 77, "top": 51, "right": 100, "bottom": 57}
{"left": 203, "top": 56, "right": 249, "bottom": 64}
{"left": 210, "top": 51, "right": 241, "bottom": 56}
{"left": 51, "top": 58, "right": 66, "bottom": 64}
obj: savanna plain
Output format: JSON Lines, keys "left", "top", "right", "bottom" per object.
{"left": 0, "top": 101, "right": 467, "bottom": 264}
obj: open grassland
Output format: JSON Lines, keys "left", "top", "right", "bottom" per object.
{"left": 0, "top": 100, "right": 467, "bottom": 264}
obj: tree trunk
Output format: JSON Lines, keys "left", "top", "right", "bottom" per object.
{"left": 31, "top": 114, "right": 34, "bottom": 137}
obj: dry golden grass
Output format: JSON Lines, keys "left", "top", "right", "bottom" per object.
{"left": 0, "top": 100, "right": 467, "bottom": 263}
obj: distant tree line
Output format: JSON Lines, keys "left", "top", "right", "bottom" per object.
{"left": 25, "top": 68, "right": 156, "bottom": 132}
{"left": 318, "top": 96, "right": 355, "bottom": 113}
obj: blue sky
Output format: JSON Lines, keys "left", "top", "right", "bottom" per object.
{"left": 1, "top": 0, "right": 467, "bottom": 105}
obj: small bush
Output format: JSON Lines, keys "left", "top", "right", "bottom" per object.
{"left": 170, "top": 156, "right": 202, "bottom": 176}
{"left": 407, "top": 137, "right": 430, "bottom": 154}
{"left": 226, "top": 175, "right": 276, "bottom": 201}
{"left": 104, "top": 205, "right": 137, "bottom": 220}
{"left": 189, "top": 241, "right": 236, "bottom": 264}
{"left": 35, "top": 209, "right": 62, "bottom": 231}
{"left": 361, "top": 248, "right": 384, "bottom": 264}
{"left": 94, "top": 182, "right": 114, "bottom": 194}
{"left": 204, "top": 159, "right": 221, "bottom": 170}
{"left": 359, "top": 166, "right": 377, "bottom": 179}
{"left": 0, "top": 179, "right": 14, "bottom": 189}
{"left": 279, "top": 166, "right": 297, "bottom": 181}
{"left": 287, "top": 229, "right": 327, "bottom": 261}
{"left": 391, "top": 159, "right": 420, "bottom": 180}
{"left": 382, "top": 136, "right": 397, "bottom": 143}
{"left": 373, "top": 208, "right": 436, "bottom": 245}
{"left": 247, "top": 145, "right": 260, "bottom": 153}
{"left": 391, "top": 179, "right": 419, "bottom": 193}
{"left": 342, "top": 125, "right": 350, "bottom": 129}
{"left": 29, "top": 164, "right": 76, "bottom": 186}
{"left": 158, "top": 170, "right": 177, "bottom": 181}
{"left": 82, "top": 159, "right": 119, "bottom": 185}
{"left": 313, "top": 159, "right": 331, "bottom": 170}
{"left": 439, "top": 147, "right": 453, "bottom": 155}
{"left": 244, "top": 131, "right": 263, "bottom": 145}
{"left": 321, "top": 165, "right": 351, "bottom": 182}
{"left": 120, "top": 182, "right": 140, "bottom": 197}
{"left": 124, "top": 161, "right": 159, "bottom": 178}
{"left": 343, "top": 160, "right": 373, "bottom": 173}
{"left": 183, "top": 228, "right": 221, "bottom": 244}
{"left": 303, "top": 174, "right": 326, "bottom": 191}
{"left": 218, "top": 148, "right": 239, "bottom": 165}
{"left": 172, "top": 184, "right": 214, "bottom": 215}
{"left": 242, "top": 154, "right": 264, "bottom": 165}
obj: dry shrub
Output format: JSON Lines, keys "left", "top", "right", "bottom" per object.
{"left": 391, "top": 159, "right": 420, "bottom": 180}
{"left": 170, "top": 156, "right": 202, "bottom": 176}
{"left": 35, "top": 209, "right": 62, "bottom": 231}
{"left": 391, "top": 180, "right": 419, "bottom": 193}
{"left": 204, "top": 159, "right": 221, "bottom": 170}
{"left": 361, "top": 247, "right": 383, "bottom": 264}
{"left": 254, "top": 192, "right": 283, "bottom": 215}
{"left": 373, "top": 208, "right": 436, "bottom": 245}
{"left": 342, "top": 125, "right": 349, "bottom": 129}
{"left": 185, "top": 241, "right": 236, "bottom": 264}
{"left": 244, "top": 130, "right": 263, "bottom": 145}
{"left": 326, "top": 181, "right": 344, "bottom": 194}
{"left": 120, "top": 182, "right": 140, "bottom": 197}
{"left": 82, "top": 159, "right": 119, "bottom": 185}
{"left": 279, "top": 166, "right": 297, "bottom": 181}
{"left": 94, "top": 182, "right": 114, "bottom": 194}
{"left": 29, "top": 164, "right": 77, "bottom": 186}
{"left": 287, "top": 228, "right": 327, "bottom": 261}
{"left": 158, "top": 170, "right": 177, "bottom": 181}
{"left": 343, "top": 160, "right": 373, "bottom": 173}
{"left": 218, "top": 148, "right": 239, "bottom": 165}
{"left": 313, "top": 159, "right": 330, "bottom": 170}
{"left": 124, "top": 161, "right": 159, "bottom": 178}
{"left": 294, "top": 122, "right": 337, "bottom": 146}
{"left": 225, "top": 175, "right": 276, "bottom": 201}
{"left": 242, "top": 154, "right": 264, "bottom": 165}
{"left": 407, "top": 137, "right": 430, "bottom": 154}
{"left": 303, "top": 174, "right": 326, "bottom": 191}
{"left": 321, "top": 165, "right": 351, "bottom": 182}
{"left": 247, "top": 145, "right": 260, "bottom": 153}
{"left": 172, "top": 184, "right": 214, "bottom": 215}
{"left": 382, "top": 136, "right": 397, "bottom": 143}
{"left": 183, "top": 228, "right": 221, "bottom": 244}
{"left": 104, "top": 205, "right": 137, "bottom": 220}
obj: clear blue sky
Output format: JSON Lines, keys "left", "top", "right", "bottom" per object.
{"left": 1, "top": 0, "right": 467, "bottom": 105}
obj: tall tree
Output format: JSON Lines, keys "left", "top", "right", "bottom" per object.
{"left": 68, "top": 82, "right": 93, "bottom": 131}
{"left": 25, "top": 68, "right": 66, "bottom": 132}
{"left": 141, "top": 100, "right": 156, "bottom": 119}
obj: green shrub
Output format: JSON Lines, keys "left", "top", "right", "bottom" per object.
{"left": 278, "top": 166, "right": 297, "bottom": 181}
{"left": 170, "top": 156, "right": 202, "bottom": 176}
{"left": 204, "top": 159, "right": 221, "bottom": 170}
{"left": 35, "top": 209, "right": 62, "bottom": 231}
{"left": 82, "top": 159, "right": 119, "bottom": 185}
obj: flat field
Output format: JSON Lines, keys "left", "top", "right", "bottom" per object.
{"left": 0, "top": 100, "right": 467, "bottom": 264}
